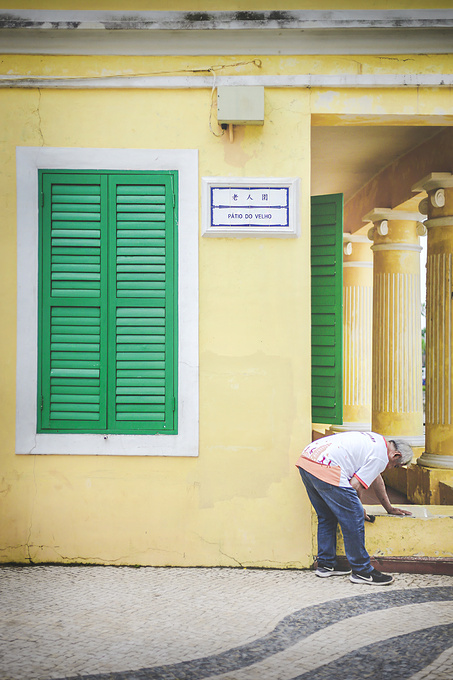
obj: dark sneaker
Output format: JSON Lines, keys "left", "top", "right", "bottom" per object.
{"left": 315, "top": 565, "right": 352, "bottom": 578}
{"left": 350, "top": 568, "right": 394, "bottom": 586}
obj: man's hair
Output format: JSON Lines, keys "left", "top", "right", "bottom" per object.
{"left": 389, "top": 439, "right": 413, "bottom": 466}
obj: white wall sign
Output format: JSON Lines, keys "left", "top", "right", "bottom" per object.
{"left": 202, "top": 177, "right": 300, "bottom": 237}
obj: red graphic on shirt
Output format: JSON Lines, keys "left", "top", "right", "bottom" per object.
{"left": 304, "top": 443, "right": 331, "bottom": 462}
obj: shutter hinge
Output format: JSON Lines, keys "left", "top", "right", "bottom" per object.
{"left": 40, "top": 192, "right": 44, "bottom": 207}
{"left": 40, "top": 394, "right": 44, "bottom": 411}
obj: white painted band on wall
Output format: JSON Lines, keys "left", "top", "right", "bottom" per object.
{"left": 1, "top": 74, "right": 453, "bottom": 89}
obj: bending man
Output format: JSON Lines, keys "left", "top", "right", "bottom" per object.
{"left": 296, "top": 431, "right": 413, "bottom": 586}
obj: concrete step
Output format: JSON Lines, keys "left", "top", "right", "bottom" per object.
{"left": 333, "top": 505, "right": 453, "bottom": 575}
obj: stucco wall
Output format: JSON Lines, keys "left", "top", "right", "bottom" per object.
{"left": 0, "top": 64, "right": 313, "bottom": 566}
{"left": 1, "top": 46, "right": 452, "bottom": 566}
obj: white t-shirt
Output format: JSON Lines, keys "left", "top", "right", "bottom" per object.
{"left": 296, "top": 431, "right": 389, "bottom": 489}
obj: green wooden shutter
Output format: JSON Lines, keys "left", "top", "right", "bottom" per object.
{"left": 38, "top": 173, "right": 108, "bottom": 431}
{"left": 311, "top": 193, "right": 343, "bottom": 425}
{"left": 108, "top": 174, "right": 177, "bottom": 433}
{"left": 39, "top": 170, "right": 177, "bottom": 435}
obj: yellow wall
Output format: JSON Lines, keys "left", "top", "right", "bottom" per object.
{"left": 0, "top": 57, "right": 314, "bottom": 566}
{"left": 1, "top": 50, "right": 452, "bottom": 566}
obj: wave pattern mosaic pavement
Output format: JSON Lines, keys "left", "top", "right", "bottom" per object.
{"left": 0, "top": 567, "right": 451, "bottom": 680}
{"left": 57, "top": 588, "right": 453, "bottom": 680}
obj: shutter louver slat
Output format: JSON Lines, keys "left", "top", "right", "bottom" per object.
{"left": 115, "top": 182, "right": 166, "bottom": 299}
{"left": 50, "top": 182, "right": 101, "bottom": 299}
{"left": 115, "top": 309, "right": 167, "bottom": 423}
{"left": 49, "top": 308, "right": 102, "bottom": 422}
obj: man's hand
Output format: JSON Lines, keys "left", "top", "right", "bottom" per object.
{"left": 369, "top": 474, "right": 412, "bottom": 516}
{"left": 387, "top": 506, "right": 412, "bottom": 516}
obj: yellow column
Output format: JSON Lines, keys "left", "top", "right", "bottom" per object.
{"left": 412, "top": 173, "right": 453, "bottom": 469}
{"left": 331, "top": 234, "right": 372, "bottom": 433}
{"left": 366, "top": 209, "right": 424, "bottom": 445}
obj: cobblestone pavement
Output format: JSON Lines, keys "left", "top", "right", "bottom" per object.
{"left": 0, "top": 566, "right": 452, "bottom": 680}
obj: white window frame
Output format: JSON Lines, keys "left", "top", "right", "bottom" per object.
{"left": 16, "top": 147, "right": 199, "bottom": 456}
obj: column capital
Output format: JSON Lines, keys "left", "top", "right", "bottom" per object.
{"left": 412, "top": 173, "right": 453, "bottom": 225}
{"left": 363, "top": 208, "right": 424, "bottom": 224}
{"left": 412, "top": 172, "right": 453, "bottom": 193}
{"left": 365, "top": 209, "right": 424, "bottom": 245}
{"left": 343, "top": 233, "right": 372, "bottom": 259}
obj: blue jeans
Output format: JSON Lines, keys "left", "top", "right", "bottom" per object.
{"left": 298, "top": 467, "right": 372, "bottom": 573}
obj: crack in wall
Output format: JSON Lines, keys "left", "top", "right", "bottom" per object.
{"left": 194, "top": 533, "right": 245, "bottom": 568}
{"left": 34, "top": 89, "right": 44, "bottom": 146}
{"left": 25, "top": 456, "right": 38, "bottom": 563}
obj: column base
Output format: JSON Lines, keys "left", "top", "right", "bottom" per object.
{"left": 378, "top": 434, "right": 425, "bottom": 448}
{"left": 327, "top": 422, "right": 371, "bottom": 434}
{"left": 417, "top": 453, "right": 453, "bottom": 469}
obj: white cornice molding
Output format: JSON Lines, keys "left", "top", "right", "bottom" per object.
{"left": 1, "top": 10, "right": 452, "bottom": 56}
{"left": 1, "top": 10, "right": 452, "bottom": 30}
{"left": 2, "top": 74, "right": 453, "bottom": 90}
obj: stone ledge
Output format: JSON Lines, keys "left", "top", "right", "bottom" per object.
{"left": 330, "top": 505, "right": 453, "bottom": 573}
{"left": 336, "top": 555, "right": 453, "bottom": 575}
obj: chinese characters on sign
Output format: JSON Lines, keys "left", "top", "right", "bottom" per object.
{"left": 211, "top": 187, "right": 289, "bottom": 227}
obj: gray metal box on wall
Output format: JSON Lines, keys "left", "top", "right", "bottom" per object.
{"left": 217, "top": 86, "right": 264, "bottom": 125}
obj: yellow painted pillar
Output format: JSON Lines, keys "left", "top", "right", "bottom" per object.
{"left": 365, "top": 209, "right": 424, "bottom": 445}
{"left": 331, "top": 234, "right": 372, "bottom": 433}
{"left": 412, "top": 173, "right": 453, "bottom": 470}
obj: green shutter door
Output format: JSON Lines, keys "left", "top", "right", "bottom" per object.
{"left": 311, "top": 193, "right": 343, "bottom": 425}
{"left": 38, "top": 173, "right": 108, "bottom": 431}
{"left": 108, "top": 174, "right": 177, "bottom": 433}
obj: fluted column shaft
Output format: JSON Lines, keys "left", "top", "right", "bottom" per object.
{"left": 366, "top": 210, "right": 424, "bottom": 441}
{"left": 412, "top": 173, "right": 453, "bottom": 469}
{"left": 341, "top": 236, "right": 373, "bottom": 430}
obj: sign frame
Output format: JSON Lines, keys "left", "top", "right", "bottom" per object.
{"left": 202, "top": 176, "right": 300, "bottom": 238}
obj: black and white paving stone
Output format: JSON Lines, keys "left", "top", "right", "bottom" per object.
{"left": 0, "top": 567, "right": 451, "bottom": 680}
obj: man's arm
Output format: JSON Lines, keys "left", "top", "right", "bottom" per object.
{"left": 369, "top": 475, "right": 412, "bottom": 516}
{"left": 349, "top": 476, "right": 374, "bottom": 521}
{"left": 350, "top": 475, "right": 364, "bottom": 498}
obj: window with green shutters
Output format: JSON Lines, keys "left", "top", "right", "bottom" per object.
{"left": 311, "top": 193, "right": 343, "bottom": 425}
{"left": 38, "top": 170, "right": 178, "bottom": 435}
